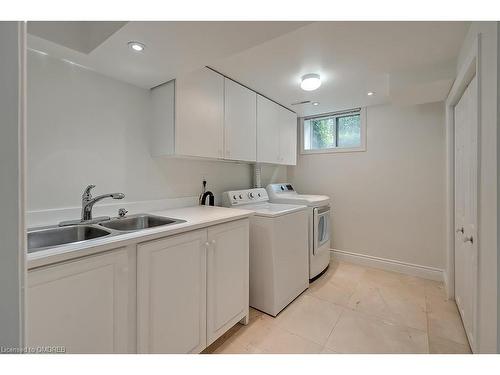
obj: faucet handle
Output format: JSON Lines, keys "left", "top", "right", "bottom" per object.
{"left": 118, "top": 208, "right": 128, "bottom": 218}
{"left": 82, "top": 184, "right": 96, "bottom": 200}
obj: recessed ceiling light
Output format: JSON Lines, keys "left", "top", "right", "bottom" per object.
{"left": 128, "top": 41, "right": 145, "bottom": 52}
{"left": 300, "top": 74, "right": 321, "bottom": 91}
{"left": 312, "top": 102, "right": 320, "bottom": 106}
{"left": 367, "top": 91, "right": 375, "bottom": 96}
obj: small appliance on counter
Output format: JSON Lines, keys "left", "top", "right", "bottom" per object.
{"left": 266, "top": 183, "right": 331, "bottom": 280}
{"left": 223, "top": 188, "right": 309, "bottom": 316}
{"left": 199, "top": 179, "right": 215, "bottom": 206}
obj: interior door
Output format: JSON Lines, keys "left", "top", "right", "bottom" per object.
{"left": 454, "top": 75, "right": 478, "bottom": 350}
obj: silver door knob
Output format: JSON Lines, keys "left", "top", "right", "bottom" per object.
{"left": 456, "top": 227, "right": 464, "bottom": 234}
{"left": 463, "top": 236, "right": 474, "bottom": 244}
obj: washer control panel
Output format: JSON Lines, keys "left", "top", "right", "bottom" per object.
{"left": 222, "top": 188, "right": 268, "bottom": 207}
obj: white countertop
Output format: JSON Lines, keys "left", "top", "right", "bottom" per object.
{"left": 27, "top": 205, "right": 254, "bottom": 269}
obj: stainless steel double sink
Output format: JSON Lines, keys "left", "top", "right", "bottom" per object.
{"left": 27, "top": 214, "right": 186, "bottom": 253}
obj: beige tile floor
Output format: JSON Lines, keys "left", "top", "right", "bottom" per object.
{"left": 204, "top": 259, "right": 472, "bottom": 354}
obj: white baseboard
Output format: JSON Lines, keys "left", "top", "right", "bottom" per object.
{"left": 331, "top": 249, "right": 444, "bottom": 282}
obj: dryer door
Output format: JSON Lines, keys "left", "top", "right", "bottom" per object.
{"left": 313, "top": 206, "right": 330, "bottom": 254}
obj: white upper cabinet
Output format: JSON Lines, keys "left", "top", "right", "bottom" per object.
{"left": 257, "top": 95, "right": 297, "bottom": 165}
{"left": 224, "top": 78, "right": 257, "bottom": 162}
{"left": 279, "top": 107, "right": 298, "bottom": 165}
{"left": 175, "top": 68, "right": 224, "bottom": 159}
{"left": 257, "top": 95, "right": 280, "bottom": 164}
{"left": 151, "top": 68, "right": 296, "bottom": 165}
{"left": 150, "top": 80, "right": 175, "bottom": 157}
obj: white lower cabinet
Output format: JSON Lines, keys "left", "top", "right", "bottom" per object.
{"left": 206, "top": 220, "right": 249, "bottom": 344}
{"left": 137, "top": 219, "right": 249, "bottom": 353}
{"left": 27, "top": 248, "right": 130, "bottom": 353}
{"left": 137, "top": 229, "right": 208, "bottom": 354}
{"left": 26, "top": 219, "right": 249, "bottom": 354}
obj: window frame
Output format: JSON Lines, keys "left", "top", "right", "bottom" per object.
{"left": 300, "top": 107, "right": 367, "bottom": 155}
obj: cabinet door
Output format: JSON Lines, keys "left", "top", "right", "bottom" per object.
{"left": 150, "top": 80, "right": 175, "bottom": 157}
{"left": 137, "top": 230, "right": 207, "bottom": 353}
{"left": 278, "top": 107, "right": 297, "bottom": 165}
{"left": 27, "top": 248, "right": 129, "bottom": 353}
{"left": 175, "top": 68, "right": 224, "bottom": 159}
{"left": 257, "top": 95, "right": 281, "bottom": 163}
{"left": 206, "top": 219, "right": 249, "bottom": 344}
{"left": 224, "top": 78, "right": 257, "bottom": 162}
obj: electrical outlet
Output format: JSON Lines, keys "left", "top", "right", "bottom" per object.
{"left": 201, "top": 174, "right": 209, "bottom": 186}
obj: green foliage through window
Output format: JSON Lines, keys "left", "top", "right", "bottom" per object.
{"left": 303, "top": 112, "right": 361, "bottom": 151}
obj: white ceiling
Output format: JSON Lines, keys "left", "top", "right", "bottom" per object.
{"left": 211, "top": 21, "right": 470, "bottom": 115}
{"left": 27, "top": 21, "right": 469, "bottom": 116}
{"left": 27, "top": 21, "right": 310, "bottom": 88}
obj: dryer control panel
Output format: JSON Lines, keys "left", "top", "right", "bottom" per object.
{"left": 222, "top": 188, "right": 268, "bottom": 207}
{"left": 267, "top": 183, "right": 298, "bottom": 194}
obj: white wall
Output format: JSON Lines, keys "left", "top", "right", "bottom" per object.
{"left": 456, "top": 22, "right": 498, "bottom": 354}
{"left": 27, "top": 52, "right": 286, "bottom": 224}
{"left": 289, "top": 102, "right": 446, "bottom": 270}
{"left": 0, "top": 22, "right": 25, "bottom": 349}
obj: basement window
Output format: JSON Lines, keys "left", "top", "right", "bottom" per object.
{"left": 301, "top": 108, "right": 366, "bottom": 154}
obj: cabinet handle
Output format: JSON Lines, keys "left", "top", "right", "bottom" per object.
{"left": 456, "top": 227, "right": 464, "bottom": 234}
{"left": 211, "top": 240, "right": 216, "bottom": 245}
{"left": 204, "top": 241, "right": 210, "bottom": 248}
{"left": 464, "top": 236, "right": 474, "bottom": 244}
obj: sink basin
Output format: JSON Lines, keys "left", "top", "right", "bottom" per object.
{"left": 28, "top": 225, "right": 111, "bottom": 253}
{"left": 99, "top": 214, "right": 185, "bottom": 232}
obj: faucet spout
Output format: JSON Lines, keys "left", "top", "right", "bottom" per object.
{"left": 81, "top": 185, "right": 125, "bottom": 221}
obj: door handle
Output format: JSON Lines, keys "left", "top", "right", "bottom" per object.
{"left": 463, "top": 236, "right": 473, "bottom": 244}
{"left": 456, "top": 227, "right": 464, "bottom": 234}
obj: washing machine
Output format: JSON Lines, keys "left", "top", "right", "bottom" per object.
{"left": 266, "top": 183, "right": 331, "bottom": 279}
{"left": 222, "top": 188, "right": 309, "bottom": 316}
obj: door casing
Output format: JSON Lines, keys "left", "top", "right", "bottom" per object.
{"left": 445, "top": 33, "right": 481, "bottom": 353}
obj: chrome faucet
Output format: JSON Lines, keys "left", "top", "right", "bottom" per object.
{"left": 81, "top": 185, "right": 125, "bottom": 221}
{"left": 59, "top": 185, "right": 125, "bottom": 226}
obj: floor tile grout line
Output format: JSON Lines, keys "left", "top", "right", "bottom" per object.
{"left": 275, "top": 293, "right": 345, "bottom": 349}
{"left": 322, "top": 306, "right": 346, "bottom": 352}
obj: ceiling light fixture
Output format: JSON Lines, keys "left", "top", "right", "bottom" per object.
{"left": 312, "top": 102, "right": 319, "bottom": 106}
{"left": 128, "top": 41, "right": 145, "bottom": 52}
{"left": 367, "top": 91, "right": 375, "bottom": 96}
{"left": 300, "top": 74, "right": 321, "bottom": 91}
